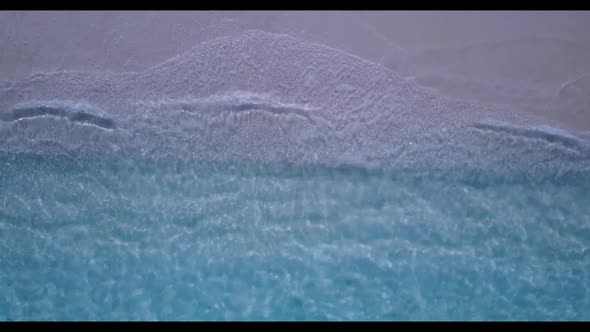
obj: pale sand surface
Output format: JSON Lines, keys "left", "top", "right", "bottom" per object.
{"left": 1, "top": 11, "right": 589, "bottom": 131}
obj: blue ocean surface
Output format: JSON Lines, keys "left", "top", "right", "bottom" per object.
{"left": 0, "top": 152, "right": 589, "bottom": 321}
{"left": 1, "top": 30, "right": 590, "bottom": 321}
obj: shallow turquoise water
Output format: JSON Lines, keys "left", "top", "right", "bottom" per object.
{"left": 2, "top": 29, "right": 590, "bottom": 321}
{"left": 1, "top": 153, "right": 589, "bottom": 320}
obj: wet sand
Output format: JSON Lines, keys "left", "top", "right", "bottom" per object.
{"left": 1, "top": 11, "right": 589, "bottom": 131}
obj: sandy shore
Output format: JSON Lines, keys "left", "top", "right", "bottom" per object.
{"left": 1, "top": 11, "right": 589, "bottom": 131}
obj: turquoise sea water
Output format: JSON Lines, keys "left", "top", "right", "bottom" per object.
{"left": 1, "top": 31, "right": 590, "bottom": 321}
{"left": 1, "top": 153, "right": 589, "bottom": 320}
